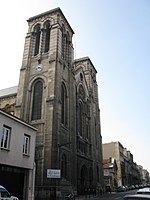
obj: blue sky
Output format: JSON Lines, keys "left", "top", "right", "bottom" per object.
{"left": 0, "top": 0, "right": 150, "bottom": 172}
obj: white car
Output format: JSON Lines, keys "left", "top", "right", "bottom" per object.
{"left": 123, "top": 194, "right": 150, "bottom": 199}
{"left": 136, "top": 187, "right": 150, "bottom": 195}
{"left": 0, "top": 185, "right": 19, "bottom": 200}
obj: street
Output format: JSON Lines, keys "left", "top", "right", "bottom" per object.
{"left": 76, "top": 190, "right": 136, "bottom": 200}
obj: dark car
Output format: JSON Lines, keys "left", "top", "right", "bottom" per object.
{"left": 117, "top": 186, "right": 126, "bottom": 192}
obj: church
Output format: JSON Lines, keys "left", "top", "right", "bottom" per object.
{"left": 0, "top": 7, "right": 104, "bottom": 199}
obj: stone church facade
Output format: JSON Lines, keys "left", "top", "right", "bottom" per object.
{"left": 0, "top": 7, "right": 104, "bottom": 199}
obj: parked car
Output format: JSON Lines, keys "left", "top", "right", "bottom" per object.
{"left": 136, "top": 187, "right": 150, "bottom": 195}
{"left": 123, "top": 194, "right": 150, "bottom": 199}
{"left": 0, "top": 185, "right": 19, "bottom": 200}
{"left": 117, "top": 186, "right": 126, "bottom": 192}
{"left": 130, "top": 185, "right": 135, "bottom": 190}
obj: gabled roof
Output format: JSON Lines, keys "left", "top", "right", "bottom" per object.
{"left": 74, "top": 57, "right": 97, "bottom": 74}
{"left": 0, "top": 109, "right": 37, "bottom": 131}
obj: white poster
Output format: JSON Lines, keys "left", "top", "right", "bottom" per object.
{"left": 47, "top": 169, "right": 61, "bottom": 178}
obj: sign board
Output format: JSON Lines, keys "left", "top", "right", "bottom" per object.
{"left": 104, "top": 169, "right": 110, "bottom": 176}
{"left": 47, "top": 169, "right": 61, "bottom": 179}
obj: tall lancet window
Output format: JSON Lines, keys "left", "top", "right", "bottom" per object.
{"left": 78, "top": 102, "right": 83, "bottom": 136}
{"left": 61, "top": 24, "right": 66, "bottom": 59}
{"left": 97, "top": 165, "right": 99, "bottom": 182}
{"left": 61, "top": 154, "right": 67, "bottom": 178}
{"left": 66, "top": 31, "right": 70, "bottom": 64}
{"left": 61, "top": 83, "right": 68, "bottom": 126}
{"left": 77, "top": 85, "right": 85, "bottom": 136}
{"left": 44, "top": 21, "right": 51, "bottom": 53}
{"left": 32, "top": 79, "right": 43, "bottom": 120}
{"left": 34, "top": 25, "right": 41, "bottom": 56}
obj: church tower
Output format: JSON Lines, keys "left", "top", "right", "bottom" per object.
{"left": 15, "top": 7, "right": 104, "bottom": 199}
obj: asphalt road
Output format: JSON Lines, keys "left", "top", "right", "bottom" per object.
{"left": 76, "top": 190, "right": 137, "bottom": 200}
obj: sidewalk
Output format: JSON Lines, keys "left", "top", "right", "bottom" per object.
{"left": 75, "top": 195, "right": 99, "bottom": 200}
{"left": 75, "top": 192, "right": 115, "bottom": 199}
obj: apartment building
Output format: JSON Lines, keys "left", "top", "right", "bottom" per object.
{"left": 103, "top": 157, "right": 118, "bottom": 192}
{"left": 0, "top": 109, "right": 37, "bottom": 200}
{"left": 103, "top": 141, "right": 141, "bottom": 188}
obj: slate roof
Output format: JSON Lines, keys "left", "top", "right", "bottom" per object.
{"left": 0, "top": 86, "right": 18, "bottom": 98}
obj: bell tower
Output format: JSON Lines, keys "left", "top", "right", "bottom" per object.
{"left": 16, "top": 7, "right": 74, "bottom": 120}
{"left": 15, "top": 8, "right": 77, "bottom": 198}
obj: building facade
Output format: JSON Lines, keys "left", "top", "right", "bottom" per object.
{"left": 103, "top": 157, "right": 118, "bottom": 192}
{"left": 0, "top": 109, "right": 37, "bottom": 200}
{"left": 103, "top": 142, "right": 122, "bottom": 187}
{"left": 0, "top": 8, "right": 104, "bottom": 199}
{"left": 103, "top": 141, "right": 142, "bottom": 188}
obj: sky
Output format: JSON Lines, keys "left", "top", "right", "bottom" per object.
{"left": 0, "top": 0, "right": 150, "bottom": 172}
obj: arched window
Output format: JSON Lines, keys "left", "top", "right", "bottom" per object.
{"left": 78, "top": 85, "right": 85, "bottom": 100}
{"left": 61, "top": 24, "right": 66, "bottom": 59}
{"left": 34, "top": 25, "right": 41, "bottom": 56}
{"left": 77, "top": 85, "right": 85, "bottom": 137}
{"left": 31, "top": 80, "right": 43, "bottom": 120}
{"left": 89, "top": 167, "right": 93, "bottom": 185}
{"left": 78, "top": 102, "right": 83, "bottom": 136}
{"left": 80, "top": 165, "right": 88, "bottom": 187}
{"left": 61, "top": 83, "right": 68, "bottom": 126}
{"left": 97, "top": 165, "right": 99, "bottom": 182}
{"left": 86, "top": 123, "right": 89, "bottom": 139}
{"left": 66, "top": 31, "right": 70, "bottom": 63}
{"left": 44, "top": 21, "right": 51, "bottom": 53}
{"left": 94, "top": 118, "right": 98, "bottom": 146}
{"left": 61, "top": 154, "right": 67, "bottom": 178}
{"left": 80, "top": 73, "right": 83, "bottom": 81}
{"left": 61, "top": 26, "right": 71, "bottom": 64}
